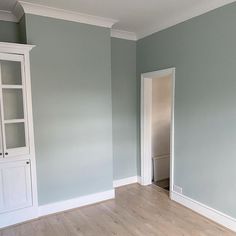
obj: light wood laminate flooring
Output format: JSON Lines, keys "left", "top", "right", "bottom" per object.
{"left": 1, "top": 184, "right": 235, "bottom": 236}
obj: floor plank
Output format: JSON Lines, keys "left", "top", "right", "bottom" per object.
{"left": 1, "top": 184, "right": 235, "bottom": 236}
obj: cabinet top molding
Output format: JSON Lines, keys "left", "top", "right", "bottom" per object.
{"left": 0, "top": 42, "right": 35, "bottom": 55}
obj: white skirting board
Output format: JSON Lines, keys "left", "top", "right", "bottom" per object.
{"left": 0, "top": 207, "right": 38, "bottom": 229}
{"left": 113, "top": 176, "right": 141, "bottom": 188}
{"left": 171, "top": 191, "right": 236, "bottom": 232}
{"left": 0, "top": 189, "right": 115, "bottom": 229}
{"left": 39, "top": 189, "right": 115, "bottom": 217}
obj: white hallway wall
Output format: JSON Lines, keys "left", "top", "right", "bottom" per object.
{"left": 152, "top": 75, "right": 171, "bottom": 181}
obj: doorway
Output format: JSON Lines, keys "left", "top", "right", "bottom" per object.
{"left": 140, "top": 68, "right": 175, "bottom": 195}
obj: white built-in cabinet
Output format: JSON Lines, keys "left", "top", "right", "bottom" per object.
{"left": 0, "top": 43, "right": 38, "bottom": 228}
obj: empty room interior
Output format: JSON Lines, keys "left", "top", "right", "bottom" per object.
{"left": 1, "top": 0, "right": 236, "bottom": 235}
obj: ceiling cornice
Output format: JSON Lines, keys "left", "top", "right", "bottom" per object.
{"left": 13, "top": 1, "right": 118, "bottom": 28}
{"left": 0, "top": 10, "right": 18, "bottom": 22}
{"left": 111, "top": 29, "right": 137, "bottom": 41}
{"left": 4, "top": 0, "right": 236, "bottom": 40}
{"left": 137, "top": 0, "right": 236, "bottom": 39}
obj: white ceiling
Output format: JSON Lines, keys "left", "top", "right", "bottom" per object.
{"left": 0, "top": 0, "right": 235, "bottom": 39}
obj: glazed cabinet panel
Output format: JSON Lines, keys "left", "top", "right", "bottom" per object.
{"left": 0, "top": 54, "right": 29, "bottom": 159}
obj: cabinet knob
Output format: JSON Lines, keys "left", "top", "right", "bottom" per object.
{"left": 5, "top": 152, "right": 8, "bottom": 155}
{"left": 26, "top": 161, "right": 30, "bottom": 164}
{"left": 0, "top": 153, "right": 2, "bottom": 156}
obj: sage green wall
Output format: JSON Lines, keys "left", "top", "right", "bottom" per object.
{"left": 24, "top": 14, "right": 113, "bottom": 205}
{"left": 0, "top": 21, "right": 20, "bottom": 43}
{"left": 137, "top": 2, "right": 236, "bottom": 218}
{"left": 19, "top": 16, "right": 27, "bottom": 44}
{"left": 111, "top": 38, "right": 137, "bottom": 180}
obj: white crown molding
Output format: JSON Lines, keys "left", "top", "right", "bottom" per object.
{"left": 13, "top": 1, "right": 118, "bottom": 28}
{"left": 137, "top": 0, "right": 236, "bottom": 39}
{"left": 111, "top": 29, "right": 137, "bottom": 41}
{"left": 12, "top": 1, "right": 24, "bottom": 22}
{"left": 0, "top": 10, "right": 18, "bottom": 22}
{"left": 171, "top": 191, "right": 236, "bottom": 232}
{"left": 9, "top": 0, "right": 235, "bottom": 39}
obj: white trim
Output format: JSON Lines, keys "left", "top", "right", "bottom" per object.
{"left": 0, "top": 189, "right": 114, "bottom": 228}
{"left": 137, "top": 176, "right": 142, "bottom": 184}
{"left": 0, "top": 206, "right": 38, "bottom": 229}
{"left": 111, "top": 29, "right": 137, "bottom": 41}
{"left": 39, "top": 189, "right": 115, "bottom": 217}
{"left": 24, "top": 45, "right": 39, "bottom": 214}
{"left": 0, "top": 10, "right": 18, "bottom": 22}
{"left": 7, "top": 0, "right": 236, "bottom": 38}
{"left": 113, "top": 176, "right": 138, "bottom": 188}
{"left": 152, "top": 154, "right": 170, "bottom": 160}
{"left": 13, "top": 1, "right": 117, "bottom": 28}
{"left": 140, "top": 77, "right": 152, "bottom": 186}
{"left": 171, "top": 191, "right": 236, "bottom": 232}
{"left": 137, "top": 0, "right": 236, "bottom": 39}
{"left": 0, "top": 42, "right": 35, "bottom": 55}
{"left": 140, "top": 68, "right": 175, "bottom": 193}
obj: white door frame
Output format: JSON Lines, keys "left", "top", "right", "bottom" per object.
{"left": 140, "top": 68, "right": 175, "bottom": 194}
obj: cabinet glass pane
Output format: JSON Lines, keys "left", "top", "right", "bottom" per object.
{"left": 2, "top": 89, "right": 24, "bottom": 120}
{"left": 5, "top": 123, "right": 26, "bottom": 149}
{"left": 0, "top": 60, "right": 22, "bottom": 85}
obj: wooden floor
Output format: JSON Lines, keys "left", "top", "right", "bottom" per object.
{"left": 153, "top": 178, "right": 169, "bottom": 190}
{"left": 1, "top": 184, "right": 235, "bottom": 236}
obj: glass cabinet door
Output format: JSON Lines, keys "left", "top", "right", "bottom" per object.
{"left": 0, "top": 54, "right": 29, "bottom": 158}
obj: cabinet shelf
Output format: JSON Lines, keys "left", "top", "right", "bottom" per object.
{"left": 4, "top": 119, "right": 25, "bottom": 124}
{"left": 1, "top": 85, "right": 23, "bottom": 89}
